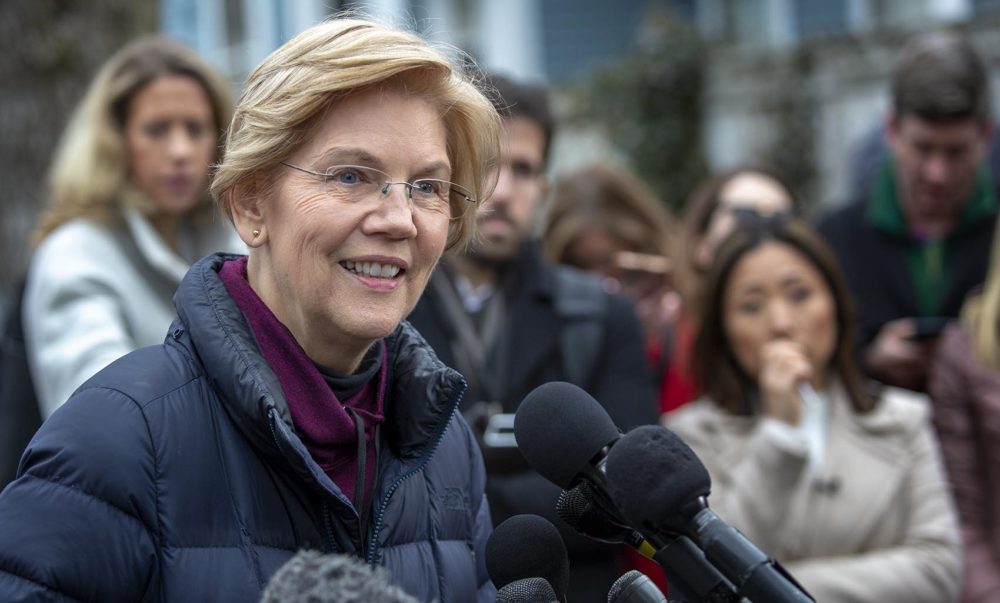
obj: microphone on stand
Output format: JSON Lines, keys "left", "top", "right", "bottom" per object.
{"left": 557, "top": 483, "right": 657, "bottom": 558}
{"left": 513, "top": 382, "right": 741, "bottom": 603}
{"left": 605, "top": 425, "right": 814, "bottom": 603}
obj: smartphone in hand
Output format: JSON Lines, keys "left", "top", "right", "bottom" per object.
{"left": 910, "top": 316, "right": 951, "bottom": 341}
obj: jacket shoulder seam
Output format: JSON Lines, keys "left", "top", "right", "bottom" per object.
{"left": 14, "top": 473, "right": 155, "bottom": 537}
{"left": 76, "top": 373, "right": 202, "bottom": 410}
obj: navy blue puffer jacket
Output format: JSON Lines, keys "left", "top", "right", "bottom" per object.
{"left": 0, "top": 253, "right": 494, "bottom": 602}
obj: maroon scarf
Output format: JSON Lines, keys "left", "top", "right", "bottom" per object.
{"left": 218, "top": 257, "right": 386, "bottom": 510}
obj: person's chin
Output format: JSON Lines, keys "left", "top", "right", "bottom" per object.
{"left": 466, "top": 239, "right": 519, "bottom": 266}
{"left": 154, "top": 193, "right": 202, "bottom": 217}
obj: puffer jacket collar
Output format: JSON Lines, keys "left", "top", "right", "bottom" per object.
{"left": 173, "top": 253, "right": 466, "bottom": 480}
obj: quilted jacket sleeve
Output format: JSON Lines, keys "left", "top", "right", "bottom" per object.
{"left": 930, "top": 325, "right": 1000, "bottom": 602}
{"left": 0, "top": 385, "right": 160, "bottom": 602}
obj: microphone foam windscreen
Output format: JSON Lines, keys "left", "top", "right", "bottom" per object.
{"left": 514, "top": 381, "right": 620, "bottom": 488}
{"left": 605, "top": 425, "right": 711, "bottom": 531}
{"left": 496, "top": 577, "right": 560, "bottom": 603}
{"left": 260, "top": 550, "right": 416, "bottom": 603}
{"left": 486, "top": 514, "right": 570, "bottom": 601}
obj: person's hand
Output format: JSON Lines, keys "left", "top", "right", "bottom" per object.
{"left": 864, "top": 318, "right": 933, "bottom": 390}
{"left": 758, "top": 340, "right": 813, "bottom": 426}
{"left": 605, "top": 252, "right": 679, "bottom": 343}
{"left": 630, "top": 287, "right": 681, "bottom": 343}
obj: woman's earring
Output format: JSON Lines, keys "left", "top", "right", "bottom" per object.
{"left": 252, "top": 229, "right": 261, "bottom": 238}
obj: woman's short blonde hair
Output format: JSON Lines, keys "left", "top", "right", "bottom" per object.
{"left": 35, "top": 36, "right": 234, "bottom": 244}
{"left": 211, "top": 17, "right": 501, "bottom": 252}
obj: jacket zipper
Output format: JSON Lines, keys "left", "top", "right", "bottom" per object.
{"left": 366, "top": 383, "right": 467, "bottom": 565}
{"left": 268, "top": 410, "right": 350, "bottom": 554}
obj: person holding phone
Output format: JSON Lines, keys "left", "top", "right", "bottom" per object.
{"left": 817, "top": 32, "right": 997, "bottom": 392}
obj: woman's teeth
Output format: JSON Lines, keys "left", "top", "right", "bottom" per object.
{"left": 342, "top": 260, "right": 401, "bottom": 278}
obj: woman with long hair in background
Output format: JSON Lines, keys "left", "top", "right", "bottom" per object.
{"left": 23, "top": 36, "right": 241, "bottom": 418}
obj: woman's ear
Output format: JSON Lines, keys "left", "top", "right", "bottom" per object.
{"left": 229, "top": 181, "right": 267, "bottom": 247}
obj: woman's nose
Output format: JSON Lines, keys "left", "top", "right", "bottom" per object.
{"left": 768, "top": 300, "right": 794, "bottom": 336}
{"left": 367, "top": 185, "right": 418, "bottom": 238}
{"left": 166, "top": 127, "right": 194, "bottom": 161}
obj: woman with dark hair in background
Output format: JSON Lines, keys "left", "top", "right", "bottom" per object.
{"left": 665, "top": 167, "right": 797, "bottom": 412}
{"left": 544, "top": 162, "right": 678, "bottom": 390}
{"left": 666, "top": 217, "right": 960, "bottom": 602}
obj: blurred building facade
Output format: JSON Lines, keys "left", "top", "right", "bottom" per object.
{"left": 4, "top": 0, "right": 1000, "bottom": 312}
{"left": 161, "top": 0, "right": 1000, "bottom": 207}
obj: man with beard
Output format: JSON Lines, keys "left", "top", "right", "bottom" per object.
{"left": 407, "top": 74, "right": 656, "bottom": 601}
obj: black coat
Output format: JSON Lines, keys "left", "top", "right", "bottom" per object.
{"left": 407, "top": 244, "right": 657, "bottom": 594}
{"left": 0, "top": 253, "right": 493, "bottom": 602}
{"left": 816, "top": 199, "right": 996, "bottom": 350}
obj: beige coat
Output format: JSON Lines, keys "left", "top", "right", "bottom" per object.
{"left": 665, "top": 383, "right": 961, "bottom": 603}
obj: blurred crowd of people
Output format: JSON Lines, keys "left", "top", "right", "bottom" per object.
{"left": 0, "top": 14, "right": 999, "bottom": 603}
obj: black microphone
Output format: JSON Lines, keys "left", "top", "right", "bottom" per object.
{"left": 514, "top": 382, "right": 740, "bottom": 603}
{"left": 557, "top": 483, "right": 657, "bottom": 557}
{"left": 486, "top": 514, "right": 570, "bottom": 603}
{"left": 496, "top": 577, "right": 560, "bottom": 603}
{"left": 606, "top": 425, "right": 814, "bottom": 603}
{"left": 259, "top": 550, "right": 416, "bottom": 603}
{"left": 607, "top": 570, "right": 668, "bottom": 602}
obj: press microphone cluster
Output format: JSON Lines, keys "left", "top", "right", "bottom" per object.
{"left": 486, "top": 513, "right": 670, "bottom": 603}
{"left": 513, "top": 382, "right": 814, "bottom": 603}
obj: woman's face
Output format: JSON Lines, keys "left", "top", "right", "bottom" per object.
{"left": 563, "top": 228, "right": 622, "bottom": 275}
{"left": 244, "top": 88, "right": 452, "bottom": 371}
{"left": 722, "top": 241, "right": 837, "bottom": 385}
{"left": 696, "top": 172, "right": 793, "bottom": 271}
{"left": 125, "top": 74, "right": 216, "bottom": 216}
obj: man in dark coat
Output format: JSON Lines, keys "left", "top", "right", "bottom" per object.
{"left": 817, "top": 31, "right": 997, "bottom": 392}
{"left": 407, "top": 74, "right": 657, "bottom": 600}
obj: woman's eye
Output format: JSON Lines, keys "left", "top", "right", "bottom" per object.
{"left": 329, "top": 169, "right": 362, "bottom": 185}
{"left": 414, "top": 180, "right": 441, "bottom": 195}
{"left": 789, "top": 287, "right": 812, "bottom": 303}
{"left": 186, "top": 121, "right": 207, "bottom": 138}
{"left": 143, "top": 122, "right": 168, "bottom": 138}
{"left": 737, "top": 301, "right": 762, "bottom": 314}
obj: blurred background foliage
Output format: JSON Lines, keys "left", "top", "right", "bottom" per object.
{"left": 0, "top": 0, "right": 155, "bottom": 311}
{"left": 566, "top": 8, "right": 709, "bottom": 213}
